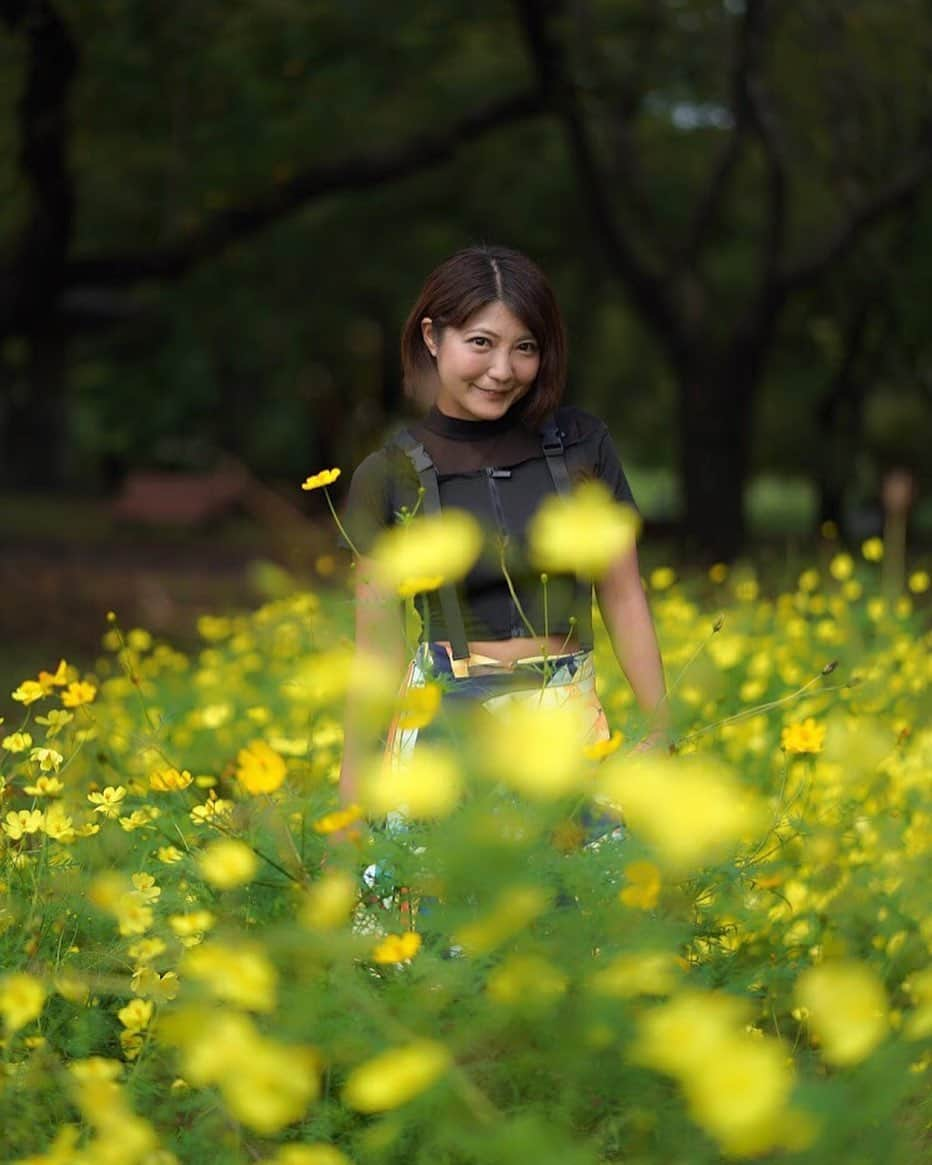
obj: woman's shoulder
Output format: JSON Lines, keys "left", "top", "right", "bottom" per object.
{"left": 549, "top": 405, "right": 611, "bottom": 444}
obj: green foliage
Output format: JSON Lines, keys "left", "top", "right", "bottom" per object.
{"left": 1, "top": 544, "right": 931, "bottom": 1163}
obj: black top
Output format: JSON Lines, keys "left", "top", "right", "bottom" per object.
{"left": 339, "top": 405, "right": 638, "bottom": 649}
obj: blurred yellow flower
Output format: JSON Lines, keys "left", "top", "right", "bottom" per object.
{"left": 589, "top": 950, "right": 679, "bottom": 998}
{"left": 0, "top": 972, "right": 46, "bottom": 1031}
{"left": 301, "top": 468, "right": 341, "bottom": 491}
{"left": 118, "top": 998, "right": 153, "bottom": 1033}
{"left": 343, "top": 1040, "right": 449, "bottom": 1112}
{"left": 300, "top": 870, "right": 358, "bottom": 932}
{"left": 795, "top": 961, "right": 888, "bottom": 1065}
{"left": 236, "top": 740, "right": 287, "bottom": 795}
{"left": 583, "top": 729, "right": 622, "bottom": 761}
{"left": 487, "top": 954, "right": 568, "bottom": 1008}
{"left": 781, "top": 718, "right": 826, "bottom": 754}
{"left": 619, "top": 860, "right": 661, "bottom": 910}
{"left": 23, "top": 775, "right": 64, "bottom": 797}
{"left": 372, "top": 932, "right": 422, "bottom": 964}
{"left": 3, "top": 809, "right": 44, "bottom": 839}
{"left": 829, "top": 553, "right": 854, "bottom": 581}
{"left": 395, "top": 682, "right": 442, "bottom": 730}
{"left": 484, "top": 699, "right": 586, "bottom": 800}
{"left": 312, "top": 803, "right": 363, "bottom": 835}
{"left": 528, "top": 481, "right": 639, "bottom": 578}
{"left": 198, "top": 839, "right": 259, "bottom": 889}
{"left": 600, "top": 754, "right": 765, "bottom": 873}
{"left": 271, "top": 1147, "right": 351, "bottom": 1165}
{"left": 371, "top": 509, "right": 482, "bottom": 589}
{"left": 650, "top": 566, "right": 676, "bottom": 590}
{"left": 397, "top": 574, "right": 445, "bottom": 598}
{"left": 861, "top": 537, "right": 884, "bottom": 562}
{"left": 362, "top": 745, "right": 462, "bottom": 819}
{"left": 455, "top": 885, "right": 550, "bottom": 955}
{"left": 631, "top": 989, "right": 751, "bottom": 1078}
{"left": 184, "top": 941, "right": 277, "bottom": 1012}
{"left": 908, "top": 570, "right": 930, "bottom": 594}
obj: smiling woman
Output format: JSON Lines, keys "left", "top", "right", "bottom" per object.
{"left": 336, "top": 245, "right": 671, "bottom": 809}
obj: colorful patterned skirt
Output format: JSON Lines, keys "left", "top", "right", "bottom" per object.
{"left": 383, "top": 641, "right": 611, "bottom": 772}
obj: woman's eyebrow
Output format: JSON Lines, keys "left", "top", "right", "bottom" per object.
{"left": 466, "top": 327, "right": 536, "bottom": 341}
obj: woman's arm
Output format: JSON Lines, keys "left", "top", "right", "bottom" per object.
{"left": 338, "top": 557, "right": 407, "bottom": 805}
{"left": 595, "top": 545, "right": 672, "bottom": 748}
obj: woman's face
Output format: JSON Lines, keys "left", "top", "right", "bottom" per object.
{"left": 421, "top": 300, "right": 540, "bottom": 422}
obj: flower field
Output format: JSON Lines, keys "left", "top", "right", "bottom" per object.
{"left": 1, "top": 542, "right": 930, "bottom": 1164}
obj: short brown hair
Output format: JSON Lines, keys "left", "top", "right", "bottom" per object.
{"left": 400, "top": 245, "right": 567, "bottom": 427}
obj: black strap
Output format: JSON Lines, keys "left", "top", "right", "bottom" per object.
{"left": 389, "top": 417, "right": 592, "bottom": 662}
{"left": 389, "top": 430, "right": 471, "bottom": 671}
{"left": 540, "top": 416, "right": 594, "bottom": 649}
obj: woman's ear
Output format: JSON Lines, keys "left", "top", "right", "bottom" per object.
{"left": 420, "top": 317, "right": 438, "bottom": 358}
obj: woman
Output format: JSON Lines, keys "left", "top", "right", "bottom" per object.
{"left": 338, "top": 245, "right": 670, "bottom": 807}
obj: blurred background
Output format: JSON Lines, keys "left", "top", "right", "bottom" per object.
{"left": 1, "top": 0, "right": 930, "bottom": 685}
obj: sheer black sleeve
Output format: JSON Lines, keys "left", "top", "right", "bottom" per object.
{"left": 596, "top": 425, "right": 639, "bottom": 514}
{"left": 337, "top": 450, "right": 394, "bottom": 555}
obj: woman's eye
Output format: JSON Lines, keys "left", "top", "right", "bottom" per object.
{"left": 468, "top": 337, "right": 490, "bottom": 347}
{"left": 518, "top": 343, "right": 538, "bottom": 354}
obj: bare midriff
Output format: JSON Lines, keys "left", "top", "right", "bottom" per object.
{"left": 432, "top": 633, "right": 580, "bottom": 668}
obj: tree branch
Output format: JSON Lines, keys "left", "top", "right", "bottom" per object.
{"left": 679, "top": 0, "right": 764, "bottom": 264}
{"left": 63, "top": 88, "right": 545, "bottom": 289}
{"left": 778, "top": 146, "right": 932, "bottom": 294}
{"left": 513, "top": 0, "right": 689, "bottom": 364}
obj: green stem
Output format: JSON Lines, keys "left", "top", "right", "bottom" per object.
{"left": 324, "top": 486, "right": 361, "bottom": 558}
{"left": 677, "top": 674, "right": 850, "bottom": 747}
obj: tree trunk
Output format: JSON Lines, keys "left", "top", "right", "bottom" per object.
{"left": 678, "top": 358, "right": 755, "bottom": 563}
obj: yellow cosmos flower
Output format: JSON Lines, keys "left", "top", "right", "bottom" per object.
{"left": 372, "top": 932, "right": 422, "bottom": 964}
{"left": 371, "top": 509, "right": 482, "bottom": 589}
{"left": 22, "top": 775, "right": 64, "bottom": 797}
{"left": 12, "top": 680, "right": 47, "bottom": 705}
{"left": 781, "top": 718, "right": 826, "bottom": 755}
{"left": 149, "top": 766, "right": 193, "bottom": 792}
{"left": 301, "top": 467, "right": 341, "bottom": 491}
{"left": 198, "top": 839, "right": 259, "bottom": 889}
{"left": 2, "top": 731, "right": 32, "bottom": 752}
{"left": 29, "top": 746, "right": 64, "bottom": 772}
{"left": 61, "top": 680, "right": 97, "bottom": 708}
{"left": 117, "top": 998, "right": 153, "bottom": 1033}
{"left": 312, "top": 803, "right": 363, "bottom": 835}
{"left": 0, "top": 972, "right": 46, "bottom": 1031}
{"left": 87, "top": 785, "right": 127, "bottom": 818}
{"left": 795, "top": 961, "right": 888, "bottom": 1065}
{"left": 618, "top": 860, "right": 661, "bottom": 910}
{"left": 236, "top": 740, "right": 287, "bottom": 795}
{"left": 3, "top": 809, "right": 45, "bottom": 839}
{"left": 157, "top": 845, "right": 185, "bottom": 864}
{"left": 528, "top": 481, "right": 640, "bottom": 578}
{"left": 343, "top": 1040, "right": 450, "bottom": 1113}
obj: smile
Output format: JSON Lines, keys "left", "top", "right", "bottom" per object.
{"left": 471, "top": 385, "right": 511, "bottom": 396}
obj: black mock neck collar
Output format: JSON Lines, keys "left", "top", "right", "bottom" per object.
{"left": 422, "top": 403, "right": 521, "bottom": 441}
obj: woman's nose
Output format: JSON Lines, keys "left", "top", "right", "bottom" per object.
{"left": 487, "top": 348, "right": 513, "bottom": 382}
